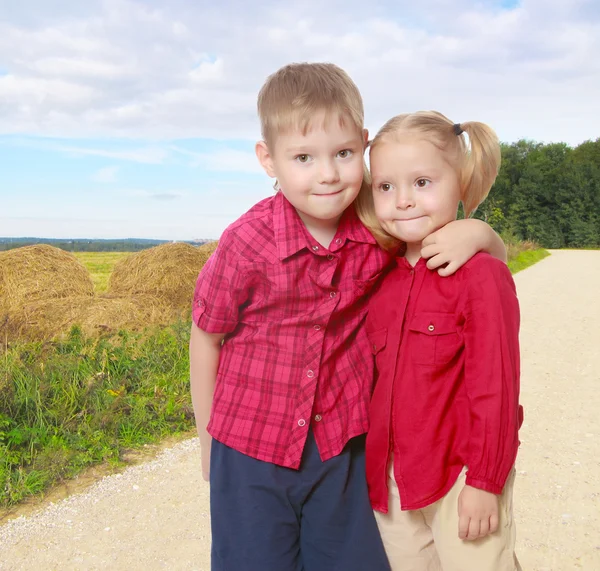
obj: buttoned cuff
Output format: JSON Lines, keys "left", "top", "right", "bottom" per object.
{"left": 192, "top": 297, "right": 236, "bottom": 333}
{"left": 464, "top": 475, "right": 504, "bottom": 495}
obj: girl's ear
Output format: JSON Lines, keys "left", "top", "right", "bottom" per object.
{"left": 255, "top": 141, "right": 277, "bottom": 178}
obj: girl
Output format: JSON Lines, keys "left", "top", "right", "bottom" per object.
{"left": 356, "top": 111, "right": 523, "bottom": 571}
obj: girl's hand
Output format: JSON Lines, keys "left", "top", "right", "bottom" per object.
{"left": 421, "top": 219, "right": 507, "bottom": 276}
{"left": 457, "top": 484, "right": 499, "bottom": 540}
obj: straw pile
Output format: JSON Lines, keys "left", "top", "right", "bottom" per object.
{"left": 108, "top": 241, "right": 218, "bottom": 309}
{"left": 1, "top": 241, "right": 219, "bottom": 344}
{"left": 3, "top": 294, "right": 180, "bottom": 342}
{"left": 0, "top": 245, "right": 94, "bottom": 323}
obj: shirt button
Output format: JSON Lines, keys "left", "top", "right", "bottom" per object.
{"left": 327, "top": 254, "right": 334, "bottom": 261}
{"left": 410, "top": 270, "right": 414, "bottom": 275}
{"left": 196, "top": 300, "right": 203, "bottom": 307}
{"left": 313, "top": 325, "right": 321, "bottom": 331}
{"left": 335, "top": 238, "right": 342, "bottom": 245}
{"left": 307, "top": 370, "right": 315, "bottom": 378}
{"left": 298, "top": 419, "right": 306, "bottom": 427}
{"left": 428, "top": 324, "right": 435, "bottom": 332}
{"left": 314, "top": 414, "right": 322, "bottom": 422}
{"left": 329, "top": 291, "right": 337, "bottom": 298}
{"left": 312, "top": 245, "right": 319, "bottom": 251}
{"left": 372, "top": 344, "right": 377, "bottom": 351}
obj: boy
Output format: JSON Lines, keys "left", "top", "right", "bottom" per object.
{"left": 190, "top": 62, "right": 506, "bottom": 571}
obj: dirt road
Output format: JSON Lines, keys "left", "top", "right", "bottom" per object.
{"left": 1, "top": 250, "right": 599, "bottom": 570}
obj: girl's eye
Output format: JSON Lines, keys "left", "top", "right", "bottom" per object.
{"left": 337, "top": 149, "right": 352, "bottom": 158}
{"left": 296, "top": 154, "right": 310, "bottom": 163}
{"left": 416, "top": 178, "right": 430, "bottom": 188}
{"left": 380, "top": 183, "right": 392, "bottom": 192}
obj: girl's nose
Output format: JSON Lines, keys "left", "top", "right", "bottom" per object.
{"left": 395, "top": 188, "right": 415, "bottom": 210}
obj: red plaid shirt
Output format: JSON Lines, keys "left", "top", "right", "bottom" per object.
{"left": 192, "top": 191, "right": 390, "bottom": 468}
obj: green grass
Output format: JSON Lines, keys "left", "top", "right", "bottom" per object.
{"left": 73, "top": 252, "right": 131, "bottom": 293}
{"left": 0, "top": 322, "right": 194, "bottom": 507}
{"left": 508, "top": 248, "right": 550, "bottom": 274}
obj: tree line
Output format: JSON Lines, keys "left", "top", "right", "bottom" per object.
{"left": 0, "top": 238, "right": 211, "bottom": 252}
{"left": 475, "top": 138, "right": 600, "bottom": 248}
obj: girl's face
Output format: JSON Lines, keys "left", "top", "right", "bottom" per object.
{"left": 370, "top": 136, "right": 461, "bottom": 247}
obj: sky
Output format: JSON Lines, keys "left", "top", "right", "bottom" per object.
{"left": 0, "top": 0, "right": 599, "bottom": 240}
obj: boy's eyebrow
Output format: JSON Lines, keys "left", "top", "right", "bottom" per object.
{"left": 285, "top": 139, "right": 362, "bottom": 153}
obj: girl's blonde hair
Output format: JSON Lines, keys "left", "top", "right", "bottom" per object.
{"left": 355, "top": 110, "right": 501, "bottom": 250}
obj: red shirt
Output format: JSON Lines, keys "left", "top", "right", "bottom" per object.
{"left": 366, "top": 253, "right": 523, "bottom": 512}
{"left": 193, "top": 191, "right": 390, "bottom": 469}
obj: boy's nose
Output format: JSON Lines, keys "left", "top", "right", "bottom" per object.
{"left": 318, "top": 160, "right": 340, "bottom": 184}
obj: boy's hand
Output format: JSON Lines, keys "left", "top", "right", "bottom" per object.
{"left": 421, "top": 220, "right": 479, "bottom": 276}
{"left": 200, "top": 436, "right": 212, "bottom": 482}
{"left": 421, "top": 218, "right": 506, "bottom": 276}
{"left": 457, "top": 485, "right": 499, "bottom": 540}
{"left": 201, "top": 453, "right": 210, "bottom": 482}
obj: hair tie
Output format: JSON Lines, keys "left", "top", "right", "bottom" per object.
{"left": 453, "top": 123, "right": 464, "bottom": 136}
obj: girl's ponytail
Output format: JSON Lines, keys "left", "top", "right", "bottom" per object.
{"left": 458, "top": 122, "right": 501, "bottom": 217}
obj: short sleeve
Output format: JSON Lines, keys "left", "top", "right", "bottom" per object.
{"left": 192, "top": 230, "right": 250, "bottom": 334}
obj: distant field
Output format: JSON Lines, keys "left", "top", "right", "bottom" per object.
{"left": 74, "top": 252, "right": 131, "bottom": 292}
{"left": 70, "top": 244, "right": 546, "bottom": 295}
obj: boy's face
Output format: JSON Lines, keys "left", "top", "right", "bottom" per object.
{"left": 256, "top": 111, "right": 368, "bottom": 234}
{"left": 370, "top": 136, "right": 461, "bottom": 246}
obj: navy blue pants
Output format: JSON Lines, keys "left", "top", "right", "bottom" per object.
{"left": 210, "top": 430, "right": 390, "bottom": 571}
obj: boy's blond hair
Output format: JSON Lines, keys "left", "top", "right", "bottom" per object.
{"left": 356, "top": 110, "right": 501, "bottom": 250}
{"left": 257, "top": 62, "right": 365, "bottom": 146}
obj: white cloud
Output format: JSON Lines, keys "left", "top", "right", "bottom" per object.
{"left": 171, "top": 146, "right": 262, "bottom": 174}
{"left": 91, "top": 166, "right": 119, "bottom": 183}
{"left": 124, "top": 188, "right": 187, "bottom": 200}
{"left": 3, "top": 138, "right": 169, "bottom": 164}
{"left": 0, "top": 0, "right": 598, "bottom": 144}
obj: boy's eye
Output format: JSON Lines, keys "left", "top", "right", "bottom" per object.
{"left": 296, "top": 154, "right": 310, "bottom": 163}
{"left": 416, "top": 178, "right": 430, "bottom": 188}
{"left": 337, "top": 149, "right": 352, "bottom": 158}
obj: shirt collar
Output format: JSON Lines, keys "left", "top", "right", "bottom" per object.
{"left": 273, "top": 192, "right": 377, "bottom": 260}
{"left": 395, "top": 255, "right": 428, "bottom": 271}
{"left": 273, "top": 192, "right": 312, "bottom": 260}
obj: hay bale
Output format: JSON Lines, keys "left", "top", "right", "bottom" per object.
{"left": 0, "top": 245, "right": 94, "bottom": 316}
{"left": 1, "top": 294, "right": 183, "bottom": 342}
{"left": 196, "top": 240, "right": 219, "bottom": 265}
{"left": 107, "top": 242, "right": 218, "bottom": 309}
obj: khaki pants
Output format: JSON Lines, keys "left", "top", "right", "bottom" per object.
{"left": 375, "top": 467, "right": 521, "bottom": 571}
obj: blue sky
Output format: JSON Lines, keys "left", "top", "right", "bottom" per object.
{"left": 1, "top": 0, "right": 599, "bottom": 240}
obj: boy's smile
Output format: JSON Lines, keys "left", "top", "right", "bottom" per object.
{"left": 256, "top": 111, "right": 368, "bottom": 245}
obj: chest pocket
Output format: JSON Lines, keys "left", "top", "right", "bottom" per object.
{"left": 407, "top": 313, "right": 462, "bottom": 366}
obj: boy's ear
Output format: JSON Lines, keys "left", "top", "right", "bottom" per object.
{"left": 255, "top": 141, "right": 276, "bottom": 178}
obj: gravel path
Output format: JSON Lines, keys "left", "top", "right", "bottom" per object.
{"left": 1, "top": 250, "right": 599, "bottom": 570}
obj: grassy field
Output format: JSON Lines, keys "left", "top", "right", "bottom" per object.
{"left": 0, "top": 323, "right": 194, "bottom": 508}
{"left": 73, "top": 252, "right": 131, "bottom": 293}
{"left": 508, "top": 248, "right": 550, "bottom": 274}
